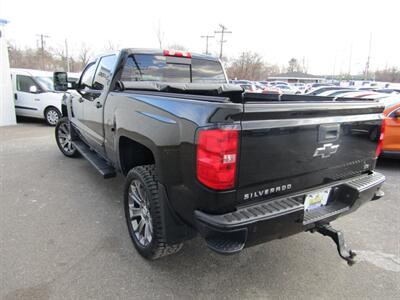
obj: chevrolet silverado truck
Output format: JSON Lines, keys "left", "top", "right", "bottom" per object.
{"left": 53, "top": 48, "right": 385, "bottom": 263}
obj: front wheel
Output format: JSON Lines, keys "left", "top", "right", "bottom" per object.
{"left": 124, "top": 165, "right": 183, "bottom": 259}
{"left": 55, "top": 117, "right": 79, "bottom": 157}
{"left": 44, "top": 107, "right": 61, "bottom": 126}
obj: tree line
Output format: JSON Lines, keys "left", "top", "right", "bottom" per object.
{"left": 7, "top": 42, "right": 92, "bottom": 73}
{"left": 7, "top": 44, "right": 400, "bottom": 83}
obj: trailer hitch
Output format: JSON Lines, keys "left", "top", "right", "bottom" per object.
{"left": 314, "top": 224, "right": 357, "bottom": 266}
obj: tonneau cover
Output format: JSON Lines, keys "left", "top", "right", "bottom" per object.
{"left": 120, "top": 81, "right": 244, "bottom": 102}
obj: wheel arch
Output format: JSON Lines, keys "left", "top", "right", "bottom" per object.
{"left": 118, "top": 134, "right": 157, "bottom": 177}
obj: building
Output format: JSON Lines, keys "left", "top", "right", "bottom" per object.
{"left": 0, "top": 19, "right": 16, "bottom": 126}
{"left": 268, "top": 72, "right": 325, "bottom": 83}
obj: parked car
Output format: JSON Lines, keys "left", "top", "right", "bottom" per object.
{"left": 334, "top": 91, "right": 383, "bottom": 99}
{"left": 374, "top": 88, "right": 400, "bottom": 94}
{"left": 240, "top": 83, "right": 263, "bottom": 93}
{"left": 11, "top": 68, "right": 64, "bottom": 125}
{"left": 304, "top": 82, "right": 335, "bottom": 93}
{"left": 380, "top": 97, "right": 400, "bottom": 158}
{"left": 274, "top": 84, "right": 301, "bottom": 94}
{"left": 305, "top": 86, "right": 354, "bottom": 96}
{"left": 53, "top": 48, "right": 385, "bottom": 264}
{"left": 318, "top": 89, "right": 354, "bottom": 97}
{"left": 269, "top": 81, "right": 289, "bottom": 86}
{"left": 230, "top": 80, "right": 253, "bottom": 85}
{"left": 291, "top": 83, "right": 306, "bottom": 91}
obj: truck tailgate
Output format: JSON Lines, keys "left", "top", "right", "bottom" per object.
{"left": 237, "top": 101, "right": 384, "bottom": 202}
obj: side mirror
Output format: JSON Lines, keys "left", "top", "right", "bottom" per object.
{"left": 29, "top": 85, "right": 38, "bottom": 93}
{"left": 53, "top": 72, "right": 69, "bottom": 91}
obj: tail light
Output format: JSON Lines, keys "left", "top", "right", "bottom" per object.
{"left": 163, "top": 49, "right": 192, "bottom": 58}
{"left": 375, "top": 119, "right": 386, "bottom": 157}
{"left": 196, "top": 128, "right": 239, "bottom": 190}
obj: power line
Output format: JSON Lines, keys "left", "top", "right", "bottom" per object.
{"left": 214, "top": 24, "right": 232, "bottom": 59}
{"left": 200, "top": 35, "right": 214, "bottom": 55}
{"left": 36, "top": 34, "right": 50, "bottom": 70}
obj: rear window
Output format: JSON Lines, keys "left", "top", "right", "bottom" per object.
{"left": 120, "top": 54, "right": 226, "bottom": 84}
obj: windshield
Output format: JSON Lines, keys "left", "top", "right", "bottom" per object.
{"left": 121, "top": 54, "right": 227, "bottom": 84}
{"left": 35, "top": 76, "right": 54, "bottom": 91}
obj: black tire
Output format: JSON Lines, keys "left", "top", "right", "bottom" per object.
{"left": 124, "top": 165, "right": 183, "bottom": 259}
{"left": 44, "top": 106, "right": 61, "bottom": 126}
{"left": 55, "top": 117, "right": 79, "bottom": 158}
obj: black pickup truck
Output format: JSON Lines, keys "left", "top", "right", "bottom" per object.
{"left": 53, "top": 48, "right": 385, "bottom": 263}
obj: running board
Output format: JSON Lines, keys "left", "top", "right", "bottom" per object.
{"left": 72, "top": 141, "right": 116, "bottom": 179}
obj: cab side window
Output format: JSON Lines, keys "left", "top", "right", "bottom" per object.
{"left": 80, "top": 62, "right": 98, "bottom": 88}
{"left": 16, "top": 75, "right": 40, "bottom": 93}
{"left": 93, "top": 55, "right": 117, "bottom": 90}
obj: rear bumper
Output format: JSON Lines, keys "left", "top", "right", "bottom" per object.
{"left": 194, "top": 172, "right": 385, "bottom": 254}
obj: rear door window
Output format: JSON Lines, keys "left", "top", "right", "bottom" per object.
{"left": 93, "top": 55, "right": 117, "bottom": 90}
{"left": 121, "top": 54, "right": 226, "bottom": 84}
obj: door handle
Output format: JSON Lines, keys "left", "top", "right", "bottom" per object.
{"left": 34, "top": 98, "right": 40, "bottom": 101}
{"left": 14, "top": 93, "right": 18, "bottom": 100}
{"left": 96, "top": 102, "right": 102, "bottom": 109}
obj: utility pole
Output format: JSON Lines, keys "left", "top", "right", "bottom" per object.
{"left": 36, "top": 34, "right": 49, "bottom": 70}
{"left": 200, "top": 35, "right": 214, "bottom": 55}
{"left": 65, "top": 39, "right": 70, "bottom": 72}
{"left": 364, "top": 32, "right": 372, "bottom": 79}
{"left": 348, "top": 42, "right": 353, "bottom": 77}
{"left": 214, "top": 24, "right": 232, "bottom": 60}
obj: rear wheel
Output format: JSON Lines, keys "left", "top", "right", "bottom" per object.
{"left": 55, "top": 117, "right": 79, "bottom": 157}
{"left": 124, "top": 165, "right": 183, "bottom": 259}
{"left": 45, "top": 107, "right": 61, "bottom": 126}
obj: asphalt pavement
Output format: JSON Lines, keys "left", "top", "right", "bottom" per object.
{"left": 1, "top": 120, "right": 399, "bottom": 300}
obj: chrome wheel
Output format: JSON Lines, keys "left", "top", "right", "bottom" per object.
{"left": 57, "top": 122, "right": 75, "bottom": 155}
{"left": 46, "top": 109, "right": 60, "bottom": 125}
{"left": 128, "top": 179, "right": 153, "bottom": 246}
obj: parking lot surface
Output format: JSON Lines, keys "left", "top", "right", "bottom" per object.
{"left": 1, "top": 121, "right": 399, "bottom": 300}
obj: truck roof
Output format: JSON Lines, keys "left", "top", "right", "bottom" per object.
{"left": 94, "top": 48, "right": 220, "bottom": 62}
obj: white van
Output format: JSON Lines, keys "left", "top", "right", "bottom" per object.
{"left": 11, "top": 68, "right": 64, "bottom": 125}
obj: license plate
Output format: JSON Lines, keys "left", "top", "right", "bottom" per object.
{"left": 304, "top": 188, "right": 331, "bottom": 211}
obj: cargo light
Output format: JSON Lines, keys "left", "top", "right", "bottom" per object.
{"left": 375, "top": 118, "right": 386, "bottom": 157}
{"left": 196, "top": 128, "right": 239, "bottom": 190}
{"left": 163, "top": 49, "right": 192, "bottom": 58}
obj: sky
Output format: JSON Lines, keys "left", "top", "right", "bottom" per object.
{"left": 1, "top": 0, "right": 399, "bottom": 75}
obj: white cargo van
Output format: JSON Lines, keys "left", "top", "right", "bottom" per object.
{"left": 11, "top": 68, "right": 64, "bottom": 125}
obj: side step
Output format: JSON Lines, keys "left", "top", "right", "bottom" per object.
{"left": 72, "top": 140, "right": 116, "bottom": 178}
{"left": 205, "top": 236, "right": 245, "bottom": 255}
{"left": 204, "top": 229, "right": 247, "bottom": 255}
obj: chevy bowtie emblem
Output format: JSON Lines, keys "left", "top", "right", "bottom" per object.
{"left": 313, "top": 143, "right": 339, "bottom": 158}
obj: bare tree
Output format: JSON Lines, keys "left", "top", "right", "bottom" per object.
{"left": 156, "top": 21, "right": 164, "bottom": 48}
{"left": 226, "top": 51, "right": 279, "bottom": 81}
{"left": 374, "top": 67, "right": 400, "bottom": 82}
{"left": 287, "top": 58, "right": 303, "bottom": 73}
{"left": 78, "top": 43, "right": 91, "bottom": 68}
{"left": 103, "top": 41, "right": 119, "bottom": 52}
